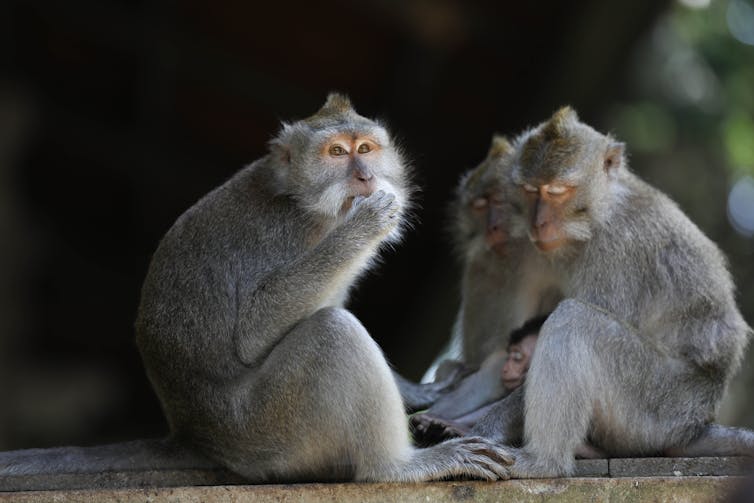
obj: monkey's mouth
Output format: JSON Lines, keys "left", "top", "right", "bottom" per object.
{"left": 502, "top": 377, "right": 523, "bottom": 391}
{"left": 485, "top": 228, "right": 507, "bottom": 255}
{"left": 532, "top": 236, "right": 567, "bottom": 252}
{"left": 341, "top": 196, "right": 356, "bottom": 213}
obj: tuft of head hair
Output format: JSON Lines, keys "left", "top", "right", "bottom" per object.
{"left": 316, "top": 92, "right": 354, "bottom": 116}
{"left": 488, "top": 134, "right": 514, "bottom": 159}
{"left": 303, "top": 92, "right": 356, "bottom": 127}
{"left": 508, "top": 314, "right": 550, "bottom": 346}
{"left": 519, "top": 106, "right": 582, "bottom": 180}
{"left": 463, "top": 135, "right": 513, "bottom": 192}
{"left": 542, "top": 106, "right": 578, "bottom": 141}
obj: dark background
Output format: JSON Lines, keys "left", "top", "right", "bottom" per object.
{"left": 1, "top": 0, "right": 752, "bottom": 450}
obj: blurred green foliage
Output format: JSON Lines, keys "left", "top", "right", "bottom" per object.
{"left": 609, "top": 0, "right": 754, "bottom": 427}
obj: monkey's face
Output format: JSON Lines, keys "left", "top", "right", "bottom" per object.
{"left": 501, "top": 334, "right": 537, "bottom": 391}
{"left": 518, "top": 181, "right": 580, "bottom": 252}
{"left": 512, "top": 107, "right": 625, "bottom": 253}
{"left": 271, "top": 96, "right": 411, "bottom": 228}
{"left": 292, "top": 126, "right": 409, "bottom": 221}
{"left": 454, "top": 154, "right": 515, "bottom": 258}
{"left": 464, "top": 185, "right": 509, "bottom": 256}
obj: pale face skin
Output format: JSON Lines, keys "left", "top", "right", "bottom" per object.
{"left": 501, "top": 334, "right": 538, "bottom": 390}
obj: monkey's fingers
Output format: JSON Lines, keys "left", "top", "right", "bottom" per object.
{"left": 440, "top": 437, "right": 515, "bottom": 480}
{"left": 442, "top": 424, "right": 468, "bottom": 439}
{"left": 461, "top": 452, "right": 511, "bottom": 481}
{"left": 455, "top": 437, "right": 516, "bottom": 465}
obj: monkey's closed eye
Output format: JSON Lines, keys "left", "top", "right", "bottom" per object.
{"left": 509, "top": 351, "right": 524, "bottom": 362}
{"left": 329, "top": 145, "right": 347, "bottom": 156}
{"left": 547, "top": 185, "right": 568, "bottom": 195}
{"left": 522, "top": 183, "right": 538, "bottom": 193}
{"left": 357, "top": 143, "right": 371, "bottom": 154}
{"left": 471, "top": 197, "right": 488, "bottom": 210}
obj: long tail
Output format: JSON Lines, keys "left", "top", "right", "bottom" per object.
{"left": 0, "top": 438, "right": 244, "bottom": 491}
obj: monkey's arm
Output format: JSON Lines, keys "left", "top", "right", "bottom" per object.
{"left": 675, "top": 309, "right": 751, "bottom": 376}
{"left": 665, "top": 424, "right": 754, "bottom": 457}
{"left": 236, "top": 192, "right": 396, "bottom": 366}
{"left": 427, "top": 351, "right": 508, "bottom": 419}
{"left": 394, "top": 363, "right": 471, "bottom": 413}
{"left": 469, "top": 386, "right": 524, "bottom": 445}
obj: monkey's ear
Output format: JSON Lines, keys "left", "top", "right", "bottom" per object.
{"left": 604, "top": 141, "right": 624, "bottom": 172}
{"left": 269, "top": 123, "right": 294, "bottom": 165}
{"left": 488, "top": 134, "right": 513, "bottom": 158}
{"left": 543, "top": 106, "right": 578, "bottom": 140}
{"left": 318, "top": 92, "right": 354, "bottom": 116}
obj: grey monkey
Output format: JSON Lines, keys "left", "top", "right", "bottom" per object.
{"left": 413, "top": 136, "right": 560, "bottom": 433}
{"left": 0, "top": 94, "right": 513, "bottom": 483}
{"left": 469, "top": 107, "right": 754, "bottom": 477}
{"left": 134, "top": 93, "right": 512, "bottom": 482}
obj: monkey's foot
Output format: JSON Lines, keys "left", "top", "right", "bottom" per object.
{"left": 574, "top": 443, "right": 606, "bottom": 459}
{"left": 411, "top": 436, "right": 514, "bottom": 481}
{"left": 411, "top": 413, "right": 470, "bottom": 447}
{"left": 500, "top": 447, "right": 570, "bottom": 479}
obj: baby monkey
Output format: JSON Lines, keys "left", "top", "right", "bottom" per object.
{"left": 412, "top": 316, "right": 544, "bottom": 445}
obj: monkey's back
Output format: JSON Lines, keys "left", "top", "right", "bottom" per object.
{"left": 569, "top": 173, "right": 749, "bottom": 372}
{"left": 134, "top": 161, "right": 312, "bottom": 430}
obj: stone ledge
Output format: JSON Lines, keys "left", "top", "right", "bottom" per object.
{"left": 0, "top": 457, "right": 750, "bottom": 492}
{"left": 0, "top": 455, "right": 751, "bottom": 503}
{"left": 0, "top": 477, "right": 746, "bottom": 503}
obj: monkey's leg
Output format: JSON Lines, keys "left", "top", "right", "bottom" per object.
{"left": 411, "top": 401, "right": 500, "bottom": 447}
{"left": 509, "top": 299, "right": 713, "bottom": 477}
{"left": 227, "top": 307, "right": 512, "bottom": 483}
{"left": 427, "top": 351, "right": 507, "bottom": 419}
{"left": 394, "top": 363, "right": 471, "bottom": 413}
{"left": 665, "top": 424, "right": 754, "bottom": 457}
{"left": 470, "top": 386, "right": 525, "bottom": 446}
{"left": 235, "top": 204, "right": 393, "bottom": 366}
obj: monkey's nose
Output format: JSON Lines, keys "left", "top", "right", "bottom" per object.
{"left": 352, "top": 177, "right": 377, "bottom": 196}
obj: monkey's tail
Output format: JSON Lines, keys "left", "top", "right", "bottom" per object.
{"left": 0, "top": 438, "right": 243, "bottom": 491}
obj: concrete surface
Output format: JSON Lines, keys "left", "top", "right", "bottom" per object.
{"left": 0, "top": 477, "right": 746, "bottom": 503}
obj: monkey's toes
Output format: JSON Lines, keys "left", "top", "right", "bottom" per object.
{"left": 457, "top": 436, "right": 516, "bottom": 465}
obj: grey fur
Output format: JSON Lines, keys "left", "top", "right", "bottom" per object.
{"left": 419, "top": 137, "right": 560, "bottom": 424}
{"left": 469, "top": 109, "right": 752, "bottom": 478}
{"left": 135, "top": 94, "right": 513, "bottom": 482}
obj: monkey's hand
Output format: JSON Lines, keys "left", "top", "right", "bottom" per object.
{"left": 345, "top": 190, "right": 400, "bottom": 240}
{"left": 411, "top": 413, "right": 469, "bottom": 447}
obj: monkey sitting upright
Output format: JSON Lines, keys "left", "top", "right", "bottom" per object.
{"left": 413, "top": 135, "right": 561, "bottom": 423}
{"left": 133, "top": 94, "right": 513, "bottom": 482}
{"left": 467, "top": 107, "right": 754, "bottom": 477}
{"left": 0, "top": 94, "right": 513, "bottom": 483}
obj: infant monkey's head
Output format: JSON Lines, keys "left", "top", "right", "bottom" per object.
{"left": 501, "top": 315, "right": 549, "bottom": 390}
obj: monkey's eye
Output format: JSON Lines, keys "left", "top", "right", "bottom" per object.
{"left": 357, "top": 143, "right": 371, "bottom": 154}
{"left": 489, "top": 193, "right": 505, "bottom": 204}
{"left": 546, "top": 185, "right": 568, "bottom": 195}
{"left": 471, "top": 197, "right": 488, "bottom": 210}
{"left": 508, "top": 351, "right": 524, "bottom": 362}
{"left": 329, "top": 145, "right": 348, "bottom": 156}
{"left": 522, "top": 183, "right": 538, "bottom": 193}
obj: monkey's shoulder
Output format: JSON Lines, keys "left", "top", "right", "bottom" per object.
{"left": 584, "top": 176, "right": 732, "bottom": 305}
{"left": 157, "top": 162, "right": 309, "bottom": 261}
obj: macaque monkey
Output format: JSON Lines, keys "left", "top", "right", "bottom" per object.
{"left": 0, "top": 95, "right": 513, "bottom": 483}
{"left": 416, "top": 136, "right": 560, "bottom": 421}
{"left": 470, "top": 107, "right": 753, "bottom": 478}
{"left": 448, "top": 137, "right": 560, "bottom": 368}
{"left": 134, "top": 94, "right": 513, "bottom": 482}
